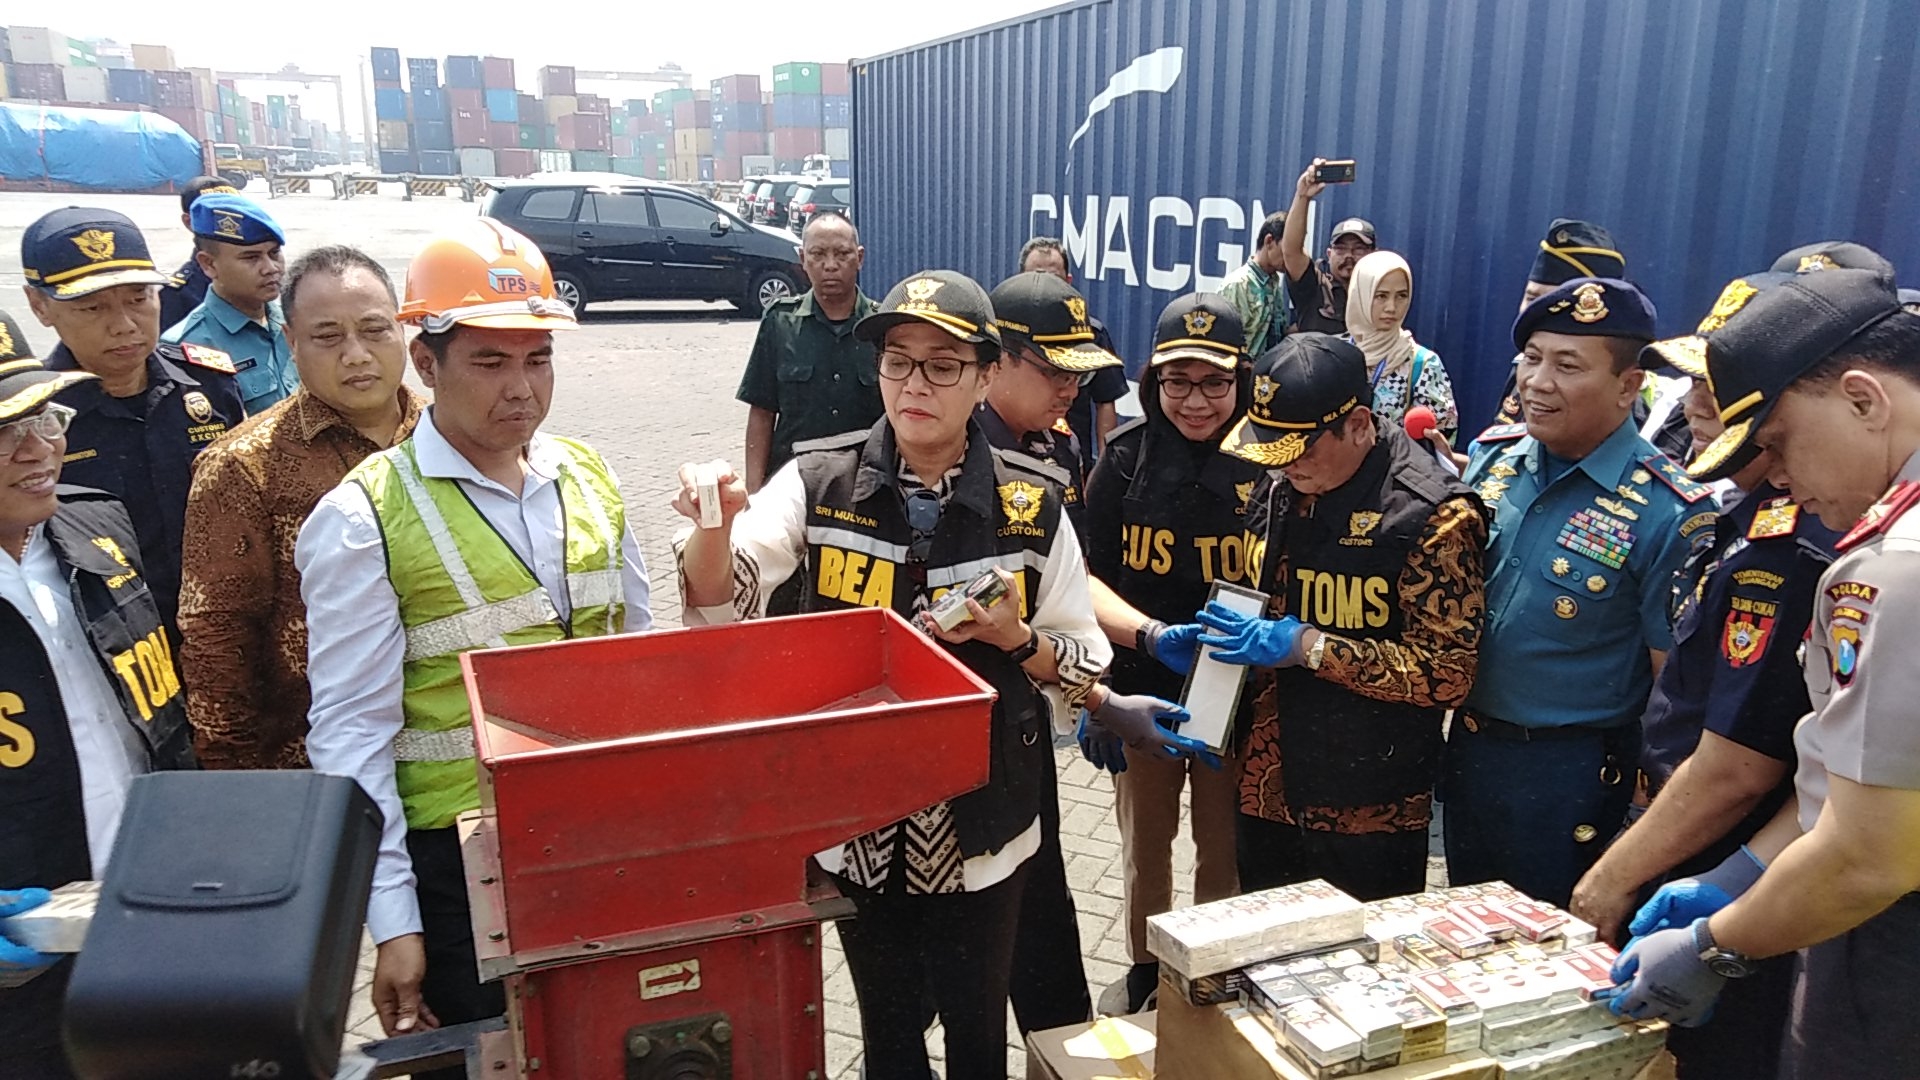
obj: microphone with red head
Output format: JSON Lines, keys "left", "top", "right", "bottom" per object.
{"left": 1404, "top": 405, "right": 1439, "bottom": 442}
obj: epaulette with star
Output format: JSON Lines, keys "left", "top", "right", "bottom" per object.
{"left": 1838, "top": 480, "right": 1920, "bottom": 552}
{"left": 178, "top": 343, "right": 237, "bottom": 375}
{"left": 1474, "top": 422, "right": 1528, "bottom": 444}
{"left": 1642, "top": 454, "right": 1713, "bottom": 504}
{"left": 1051, "top": 417, "right": 1074, "bottom": 436}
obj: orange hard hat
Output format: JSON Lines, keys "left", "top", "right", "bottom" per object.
{"left": 397, "top": 218, "right": 578, "bottom": 332}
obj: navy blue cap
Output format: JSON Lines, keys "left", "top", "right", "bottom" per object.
{"left": 21, "top": 207, "right": 169, "bottom": 299}
{"left": 1768, "top": 241, "right": 1893, "bottom": 277}
{"left": 188, "top": 192, "right": 285, "bottom": 246}
{"left": 1219, "top": 333, "right": 1369, "bottom": 467}
{"left": 1512, "top": 277, "right": 1657, "bottom": 351}
{"left": 1530, "top": 219, "right": 1624, "bottom": 285}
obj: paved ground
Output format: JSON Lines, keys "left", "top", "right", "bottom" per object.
{"left": 1, "top": 189, "right": 1447, "bottom": 1078}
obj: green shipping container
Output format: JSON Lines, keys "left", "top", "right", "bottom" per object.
{"left": 67, "top": 41, "right": 98, "bottom": 68}
{"left": 611, "top": 157, "right": 649, "bottom": 176}
{"left": 518, "top": 124, "right": 541, "bottom": 148}
{"left": 772, "top": 62, "right": 821, "bottom": 95}
{"left": 571, "top": 150, "right": 611, "bottom": 171}
{"left": 651, "top": 88, "right": 694, "bottom": 113}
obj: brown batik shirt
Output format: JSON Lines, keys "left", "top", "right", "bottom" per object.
{"left": 178, "top": 386, "right": 424, "bottom": 769}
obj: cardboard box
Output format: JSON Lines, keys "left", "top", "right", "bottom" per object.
{"left": 1025, "top": 1013, "right": 1157, "bottom": 1080}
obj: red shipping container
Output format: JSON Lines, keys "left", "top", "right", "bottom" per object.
{"left": 556, "top": 112, "right": 609, "bottom": 152}
{"left": 452, "top": 108, "right": 490, "bottom": 147}
{"left": 576, "top": 94, "right": 607, "bottom": 116}
{"left": 539, "top": 65, "right": 576, "bottom": 97}
{"left": 251, "top": 101, "right": 266, "bottom": 123}
{"left": 494, "top": 148, "right": 537, "bottom": 177}
{"left": 611, "top": 135, "right": 633, "bottom": 157}
{"left": 490, "top": 121, "right": 518, "bottom": 148}
{"left": 672, "top": 98, "right": 712, "bottom": 129}
{"left": 718, "top": 130, "right": 768, "bottom": 157}
{"left": 482, "top": 56, "right": 515, "bottom": 90}
{"left": 713, "top": 156, "right": 743, "bottom": 182}
{"left": 157, "top": 105, "right": 206, "bottom": 140}
{"left": 712, "top": 75, "right": 761, "bottom": 103}
{"left": 447, "top": 86, "right": 485, "bottom": 112}
{"left": 772, "top": 127, "right": 824, "bottom": 159}
{"left": 821, "top": 62, "right": 850, "bottom": 96}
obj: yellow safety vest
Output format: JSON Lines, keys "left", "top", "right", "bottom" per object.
{"left": 346, "top": 436, "right": 627, "bottom": 830}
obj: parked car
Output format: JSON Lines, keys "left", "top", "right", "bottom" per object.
{"left": 740, "top": 174, "right": 799, "bottom": 226}
{"left": 483, "top": 175, "right": 804, "bottom": 313}
{"left": 752, "top": 176, "right": 808, "bottom": 228}
{"left": 788, "top": 179, "right": 852, "bottom": 235}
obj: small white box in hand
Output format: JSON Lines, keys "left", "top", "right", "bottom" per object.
{"left": 0, "top": 879, "right": 98, "bottom": 953}
{"left": 1177, "top": 581, "right": 1268, "bottom": 753}
{"left": 694, "top": 463, "right": 724, "bottom": 530}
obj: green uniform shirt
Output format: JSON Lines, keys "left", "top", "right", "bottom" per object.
{"left": 735, "top": 290, "right": 882, "bottom": 476}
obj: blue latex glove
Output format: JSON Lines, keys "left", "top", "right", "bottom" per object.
{"left": 1142, "top": 620, "right": 1204, "bottom": 676}
{"left": 1597, "top": 918, "right": 1725, "bottom": 1027}
{"left": 1627, "top": 845, "right": 1766, "bottom": 939}
{"left": 1077, "top": 710, "right": 1128, "bottom": 775}
{"left": 1092, "top": 694, "right": 1223, "bottom": 770}
{"left": 1195, "top": 602, "right": 1311, "bottom": 668}
{"left": 0, "top": 889, "right": 55, "bottom": 972}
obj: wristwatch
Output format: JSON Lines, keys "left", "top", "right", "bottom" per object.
{"left": 1007, "top": 625, "right": 1041, "bottom": 664}
{"left": 1692, "top": 918, "right": 1755, "bottom": 979}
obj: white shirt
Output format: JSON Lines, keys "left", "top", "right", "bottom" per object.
{"left": 297, "top": 409, "right": 654, "bottom": 944}
{"left": 679, "top": 457, "right": 1111, "bottom": 890}
{"left": 0, "top": 526, "right": 150, "bottom": 878}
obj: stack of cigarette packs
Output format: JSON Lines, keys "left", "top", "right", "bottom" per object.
{"left": 1157, "top": 879, "right": 1663, "bottom": 1078}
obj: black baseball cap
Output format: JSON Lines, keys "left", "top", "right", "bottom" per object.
{"left": 1150, "top": 294, "right": 1244, "bottom": 371}
{"left": 1531, "top": 218, "right": 1624, "bottom": 285}
{"left": 0, "top": 310, "right": 35, "bottom": 364}
{"left": 1330, "top": 218, "right": 1376, "bottom": 246}
{"left": 855, "top": 269, "right": 1001, "bottom": 355}
{"left": 988, "top": 272, "right": 1121, "bottom": 372}
{"left": 1219, "top": 333, "right": 1369, "bottom": 467}
{"left": 0, "top": 358, "right": 96, "bottom": 423}
{"left": 1768, "top": 241, "right": 1894, "bottom": 277}
{"left": 1689, "top": 265, "right": 1904, "bottom": 481}
{"left": 21, "top": 207, "right": 169, "bottom": 299}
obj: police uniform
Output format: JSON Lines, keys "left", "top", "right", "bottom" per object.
{"left": 0, "top": 362, "right": 196, "bottom": 1079}
{"left": 680, "top": 271, "right": 1110, "bottom": 1079}
{"left": 21, "top": 208, "right": 246, "bottom": 639}
{"left": 1446, "top": 278, "right": 1705, "bottom": 907}
{"left": 1217, "top": 334, "right": 1489, "bottom": 901}
{"left": 1492, "top": 219, "right": 1626, "bottom": 425}
{"left": 1086, "top": 294, "right": 1260, "bottom": 1011}
{"left": 160, "top": 192, "right": 297, "bottom": 413}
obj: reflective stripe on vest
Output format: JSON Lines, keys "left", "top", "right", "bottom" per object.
{"left": 347, "top": 435, "right": 628, "bottom": 828}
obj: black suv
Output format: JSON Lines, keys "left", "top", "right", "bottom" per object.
{"left": 751, "top": 176, "right": 808, "bottom": 228}
{"left": 484, "top": 176, "right": 804, "bottom": 313}
{"left": 788, "top": 179, "right": 851, "bottom": 235}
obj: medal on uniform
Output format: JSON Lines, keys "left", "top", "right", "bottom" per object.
{"left": 1554, "top": 596, "right": 1578, "bottom": 619}
{"left": 1614, "top": 485, "right": 1649, "bottom": 506}
{"left": 1489, "top": 461, "right": 1519, "bottom": 479}
{"left": 1551, "top": 557, "right": 1571, "bottom": 577}
{"left": 1594, "top": 496, "right": 1640, "bottom": 521}
{"left": 1632, "top": 469, "right": 1652, "bottom": 484}
{"left": 1477, "top": 479, "right": 1510, "bottom": 503}
{"left": 1557, "top": 509, "right": 1634, "bottom": 570}
{"left": 1586, "top": 575, "right": 1606, "bottom": 594}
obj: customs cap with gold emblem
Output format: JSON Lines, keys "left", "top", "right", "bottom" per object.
{"left": 855, "top": 269, "right": 1002, "bottom": 357}
{"left": 21, "top": 207, "right": 169, "bottom": 299}
{"left": 1511, "top": 276, "right": 1657, "bottom": 352}
{"left": 1150, "top": 293, "right": 1245, "bottom": 372}
{"left": 1220, "top": 333, "right": 1369, "bottom": 468}
{"left": 0, "top": 310, "right": 35, "bottom": 366}
{"left": 986, "top": 272, "right": 1122, "bottom": 373}
{"left": 1687, "top": 254, "right": 1902, "bottom": 482}
{"left": 187, "top": 191, "right": 286, "bottom": 248}
{"left": 0, "top": 357, "right": 97, "bottom": 424}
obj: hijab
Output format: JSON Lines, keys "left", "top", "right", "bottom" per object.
{"left": 1345, "top": 250, "right": 1418, "bottom": 374}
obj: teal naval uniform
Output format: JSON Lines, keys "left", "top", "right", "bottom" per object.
{"left": 1442, "top": 277, "right": 1713, "bottom": 906}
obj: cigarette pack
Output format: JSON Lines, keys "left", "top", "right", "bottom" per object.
{"left": 927, "top": 568, "right": 1010, "bottom": 631}
{"left": 1243, "top": 969, "right": 1318, "bottom": 1019}
{"left": 1521, "top": 959, "right": 1589, "bottom": 1009}
{"left": 1559, "top": 953, "right": 1618, "bottom": 999}
{"left": 1162, "top": 967, "right": 1241, "bottom": 1006}
{"left": 1385, "top": 992, "right": 1450, "bottom": 1063}
{"left": 1423, "top": 914, "right": 1496, "bottom": 958}
{"left": 1384, "top": 932, "right": 1452, "bottom": 972}
{"left": 1275, "top": 938, "right": 1381, "bottom": 976}
{"left": 0, "top": 879, "right": 99, "bottom": 952}
{"left": 1446, "top": 900, "right": 1516, "bottom": 941}
{"left": 1146, "top": 879, "right": 1365, "bottom": 978}
{"left": 693, "top": 462, "right": 723, "bottom": 529}
{"left": 1480, "top": 999, "right": 1618, "bottom": 1055}
{"left": 1177, "top": 581, "right": 1269, "bottom": 753}
{"left": 1498, "top": 898, "right": 1571, "bottom": 942}
{"left": 1561, "top": 914, "right": 1600, "bottom": 949}
{"left": 1298, "top": 968, "right": 1349, "bottom": 995}
{"left": 1494, "top": 1018, "right": 1670, "bottom": 1080}
{"left": 1407, "top": 970, "right": 1475, "bottom": 1015}
{"left": 1317, "top": 981, "right": 1406, "bottom": 1059}
{"left": 1577, "top": 941, "right": 1620, "bottom": 969}
{"left": 1450, "top": 969, "right": 1547, "bottom": 1025}
{"left": 1278, "top": 997, "right": 1364, "bottom": 1070}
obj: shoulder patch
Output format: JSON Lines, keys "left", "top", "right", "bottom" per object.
{"left": 993, "top": 445, "right": 1073, "bottom": 488}
{"left": 791, "top": 428, "right": 871, "bottom": 456}
{"left": 1747, "top": 497, "right": 1799, "bottom": 540}
{"left": 177, "top": 343, "right": 237, "bottom": 375}
{"left": 1475, "top": 422, "right": 1528, "bottom": 444}
{"left": 1838, "top": 480, "right": 1920, "bottom": 552}
{"left": 1679, "top": 510, "right": 1717, "bottom": 540}
{"left": 1643, "top": 454, "right": 1713, "bottom": 504}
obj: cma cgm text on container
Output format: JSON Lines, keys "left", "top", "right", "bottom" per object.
{"left": 850, "top": 0, "right": 1920, "bottom": 423}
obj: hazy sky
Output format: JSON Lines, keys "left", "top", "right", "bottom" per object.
{"left": 47, "top": 1, "right": 1071, "bottom": 134}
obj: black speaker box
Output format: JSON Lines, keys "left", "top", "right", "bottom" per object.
{"left": 62, "top": 771, "right": 381, "bottom": 1079}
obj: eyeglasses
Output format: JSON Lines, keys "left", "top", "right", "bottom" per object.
{"left": 1018, "top": 353, "right": 1095, "bottom": 388}
{"left": 878, "top": 351, "right": 975, "bottom": 388}
{"left": 905, "top": 489, "right": 942, "bottom": 577}
{"left": 0, "top": 403, "right": 76, "bottom": 456}
{"left": 1160, "top": 375, "right": 1237, "bottom": 400}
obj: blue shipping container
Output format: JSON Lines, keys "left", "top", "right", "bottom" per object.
{"left": 414, "top": 120, "right": 453, "bottom": 152}
{"left": 406, "top": 57, "right": 439, "bottom": 89}
{"left": 107, "top": 68, "right": 153, "bottom": 105}
{"left": 418, "top": 149, "right": 457, "bottom": 175}
{"left": 444, "top": 55, "right": 484, "bottom": 89}
{"left": 411, "top": 87, "right": 447, "bottom": 122}
{"left": 822, "top": 95, "right": 850, "bottom": 129}
{"left": 374, "top": 88, "right": 408, "bottom": 121}
{"left": 379, "top": 149, "right": 416, "bottom": 174}
{"left": 714, "top": 102, "right": 766, "bottom": 133}
{"left": 772, "top": 94, "right": 823, "bottom": 130}
{"left": 850, "top": 0, "right": 1920, "bottom": 407}
{"left": 371, "top": 47, "right": 402, "bottom": 84}
{"left": 485, "top": 88, "right": 519, "bottom": 123}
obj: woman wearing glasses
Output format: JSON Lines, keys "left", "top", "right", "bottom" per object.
{"left": 0, "top": 350, "right": 198, "bottom": 1080}
{"left": 1081, "top": 294, "right": 1264, "bottom": 1015}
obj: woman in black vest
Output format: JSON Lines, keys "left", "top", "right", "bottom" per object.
{"left": 675, "top": 271, "right": 1205, "bottom": 1080}
{"left": 0, "top": 357, "right": 197, "bottom": 1079}
{"left": 1082, "top": 294, "right": 1264, "bottom": 1014}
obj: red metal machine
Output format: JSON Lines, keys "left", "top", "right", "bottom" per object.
{"left": 454, "top": 608, "right": 998, "bottom": 1079}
